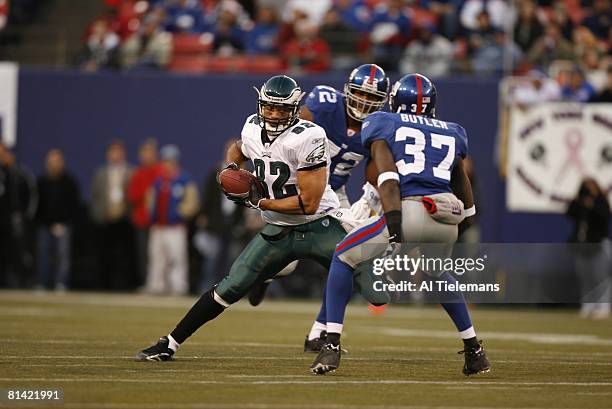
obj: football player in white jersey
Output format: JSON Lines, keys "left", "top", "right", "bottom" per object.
{"left": 135, "top": 75, "right": 381, "bottom": 361}
{"left": 246, "top": 65, "right": 390, "bottom": 353}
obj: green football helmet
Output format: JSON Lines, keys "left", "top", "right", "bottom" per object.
{"left": 254, "top": 75, "right": 305, "bottom": 138}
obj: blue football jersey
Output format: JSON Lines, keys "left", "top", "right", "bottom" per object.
{"left": 305, "top": 85, "right": 370, "bottom": 190}
{"left": 361, "top": 111, "right": 468, "bottom": 197}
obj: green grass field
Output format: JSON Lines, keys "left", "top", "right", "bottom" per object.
{"left": 1, "top": 290, "right": 611, "bottom": 409}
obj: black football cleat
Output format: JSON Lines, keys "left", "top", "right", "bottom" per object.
{"left": 304, "top": 330, "right": 327, "bottom": 353}
{"left": 459, "top": 340, "right": 490, "bottom": 376}
{"left": 248, "top": 281, "right": 271, "bottom": 306}
{"left": 135, "top": 336, "right": 175, "bottom": 362}
{"left": 310, "top": 343, "right": 341, "bottom": 375}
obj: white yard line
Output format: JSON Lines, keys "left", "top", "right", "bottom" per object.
{"left": 0, "top": 377, "right": 611, "bottom": 387}
{"left": 357, "top": 326, "right": 612, "bottom": 347}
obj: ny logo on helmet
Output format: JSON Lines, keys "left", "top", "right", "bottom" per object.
{"left": 362, "top": 76, "right": 379, "bottom": 92}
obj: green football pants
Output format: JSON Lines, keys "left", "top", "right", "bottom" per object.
{"left": 215, "top": 216, "right": 345, "bottom": 304}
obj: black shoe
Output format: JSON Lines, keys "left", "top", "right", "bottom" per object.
{"left": 304, "top": 330, "right": 327, "bottom": 352}
{"left": 310, "top": 343, "right": 341, "bottom": 375}
{"left": 459, "top": 340, "right": 490, "bottom": 376}
{"left": 248, "top": 281, "right": 271, "bottom": 306}
{"left": 135, "top": 336, "right": 175, "bottom": 361}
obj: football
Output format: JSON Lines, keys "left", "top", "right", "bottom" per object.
{"left": 218, "top": 167, "right": 256, "bottom": 196}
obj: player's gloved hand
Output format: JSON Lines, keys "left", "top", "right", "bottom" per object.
{"left": 216, "top": 162, "right": 240, "bottom": 184}
{"left": 217, "top": 163, "right": 253, "bottom": 206}
{"left": 225, "top": 192, "right": 249, "bottom": 206}
{"left": 245, "top": 179, "right": 268, "bottom": 210}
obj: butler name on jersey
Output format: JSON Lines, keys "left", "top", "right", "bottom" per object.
{"left": 240, "top": 114, "right": 340, "bottom": 226}
{"left": 361, "top": 111, "right": 468, "bottom": 197}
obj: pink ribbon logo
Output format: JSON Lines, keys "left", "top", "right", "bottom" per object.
{"left": 555, "top": 129, "right": 585, "bottom": 184}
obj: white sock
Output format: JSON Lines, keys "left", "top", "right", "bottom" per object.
{"left": 167, "top": 334, "right": 180, "bottom": 352}
{"left": 326, "top": 322, "right": 343, "bottom": 335}
{"left": 308, "top": 321, "right": 327, "bottom": 340}
{"left": 459, "top": 326, "right": 476, "bottom": 340}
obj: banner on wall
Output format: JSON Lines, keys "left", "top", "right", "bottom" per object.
{"left": 506, "top": 103, "right": 612, "bottom": 213}
{"left": 0, "top": 62, "right": 18, "bottom": 147}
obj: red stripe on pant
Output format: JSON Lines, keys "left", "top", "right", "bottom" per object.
{"left": 335, "top": 217, "right": 386, "bottom": 254}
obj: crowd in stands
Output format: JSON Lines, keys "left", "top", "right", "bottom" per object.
{"left": 74, "top": 0, "right": 610, "bottom": 80}
{"left": 0, "top": 0, "right": 51, "bottom": 58}
{"left": 0, "top": 139, "right": 283, "bottom": 296}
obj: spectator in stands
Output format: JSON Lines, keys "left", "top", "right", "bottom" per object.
{"left": 91, "top": 139, "right": 135, "bottom": 290}
{"left": 283, "top": 19, "right": 331, "bottom": 73}
{"left": 550, "top": 2, "right": 574, "bottom": 41}
{"left": 121, "top": 13, "right": 173, "bottom": 70}
{"left": 76, "top": 19, "right": 120, "bottom": 71}
{"left": 468, "top": 11, "right": 506, "bottom": 73}
{"left": 526, "top": 22, "right": 575, "bottom": 70}
{"left": 573, "top": 26, "right": 605, "bottom": 70}
{"left": 332, "top": 0, "right": 371, "bottom": 33}
{"left": 211, "top": 0, "right": 249, "bottom": 55}
{"left": 244, "top": 5, "right": 279, "bottom": 54}
{"left": 566, "top": 177, "right": 611, "bottom": 320}
{"left": 237, "top": 0, "right": 256, "bottom": 19}
{"left": 35, "top": 149, "right": 79, "bottom": 291}
{"left": 320, "top": 8, "right": 360, "bottom": 70}
{"left": 591, "top": 65, "right": 612, "bottom": 102}
{"left": 283, "top": 0, "right": 332, "bottom": 26}
{"left": 512, "top": 69, "right": 561, "bottom": 107}
{"left": 400, "top": 23, "right": 453, "bottom": 78}
{"left": 427, "top": 0, "right": 462, "bottom": 40}
{"left": 582, "top": 0, "right": 611, "bottom": 41}
{"left": 369, "top": 0, "right": 411, "bottom": 72}
{"left": 460, "top": 0, "right": 511, "bottom": 32}
{"left": 195, "top": 139, "right": 245, "bottom": 292}
{"left": 202, "top": 0, "right": 251, "bottom": 33}
{"left": 276, "top": 6, "right": 307, "bottom": 50}
{"left": 561, "top": 67, "right": 597, "bottom": 102}
{"left": 146, "top": 145, "right": 199, "bottom": 295}
{"left": 513, "top": 0, "right": 543, "bottom": 54}
{"left": 163, "top": 0, "right": 206, "bottom": 33}
{"left": 128, "top": 139, "right": 162, "bottom": 287}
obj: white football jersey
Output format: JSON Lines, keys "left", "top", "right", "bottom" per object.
{"left": 240, "top": 114, "right": 340, "bottom": 226}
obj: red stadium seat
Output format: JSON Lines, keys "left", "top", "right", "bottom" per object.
{"left": 168, "top": 56, "right": 209, "bottom": 73}
{"left": 245, "top": 56, "right": 285, "bottom": 74}
{"left": 170, "top": 55, "right": 285, "bottom": 74}
{"left": 205, "top": 56, "right": 249, "bottom": 73}
{"left": 172, "top": 33, "right": 213, "bottom": 55}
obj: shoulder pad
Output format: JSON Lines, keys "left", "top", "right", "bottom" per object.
{"left": 247, "top": 114, "right": 260, "bottom": 125}
{"left": 306, "top": 85, "right": 343, "bottom": 112}
{"left": 291, "top": 120, "right": 317, "bottom": 135}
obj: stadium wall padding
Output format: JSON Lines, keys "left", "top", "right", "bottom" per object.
{"left": 15, "top": 68, "right": 572, "bottom": 243}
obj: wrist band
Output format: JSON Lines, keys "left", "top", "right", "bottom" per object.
{"left": 465, "top": 205, "right": 476, "bottom": 217}
{"left": 377, "top": 171, "right": 400, "bottom": 188}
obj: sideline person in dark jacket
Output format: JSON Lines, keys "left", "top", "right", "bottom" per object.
{"left": 566, "top": 177, "right": 611, "bottom": 319}
{"left": 35, "top": 149, "right": 80, "bottom": 291}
